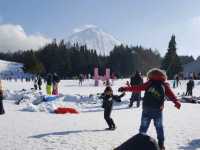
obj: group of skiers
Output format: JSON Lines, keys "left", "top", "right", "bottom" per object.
{"left": 100, "top": 68, "right": 181, "bottom": 150}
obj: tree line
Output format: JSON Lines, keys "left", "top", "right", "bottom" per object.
{"left": 0, "top": 35, "right": 193, "bottom": 79}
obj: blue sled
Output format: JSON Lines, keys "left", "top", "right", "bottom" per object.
{"left": 43, "top": 95, "right": 59, "bottom": 102}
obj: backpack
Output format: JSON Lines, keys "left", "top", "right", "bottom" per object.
{"left": 143, "top": 81, "right": 165, "bottom": 109}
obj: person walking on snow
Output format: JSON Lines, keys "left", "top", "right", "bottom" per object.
{"left": 0, "top": 80, "right": 5, "bottom": 115}
{"left": 185, "top": 79, "right": 194, "bottom": 96}
{"left": 79, "top": 74, "right": 84, "bottom": 86}
{"left": 129, "top": 71, "right": 143, "bottom": 108}
{"left": 52, "top": 73, "right": 60, "bottom": 95}
{"left": 33, "top": 77, "right": 38, "bottom": 90}
{"left": 119, "top": 68, "right": 181, "bottom": 150}
{"left": 37, "top": 75, "right": 42, "bottom": 90}
{"left": 100, "top": 86, "right": 125, "bottom": 130}
{"left": 175, "top": 74, "right": 181, "bottom": 87}
{"left": 46, "top": 73, "right": 53, "bottom": 95}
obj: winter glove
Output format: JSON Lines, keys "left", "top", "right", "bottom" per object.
{"left": 174, "top": 101, "right": 181, "bottom": 109}
{"left": 118, "top": 87, "right": 125, "bottom": 92}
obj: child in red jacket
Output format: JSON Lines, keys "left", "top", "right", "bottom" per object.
{"left": 119, "top": 68, "right": 181, "bottom": 150}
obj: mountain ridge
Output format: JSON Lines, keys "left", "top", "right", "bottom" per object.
{"left": 68, "top": 25, "right": 121, "bottom": 55}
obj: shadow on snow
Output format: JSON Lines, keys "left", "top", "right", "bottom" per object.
{"left": 30, "top": 129, "right": 107, "bottom": 138}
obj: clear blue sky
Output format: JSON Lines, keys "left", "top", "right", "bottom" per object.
{"left": 0, "top": 0, "right": 200, "bottom": 57}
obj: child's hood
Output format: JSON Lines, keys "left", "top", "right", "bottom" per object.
{"left": 147, "top": 68, "right": 167, "bottom": 82}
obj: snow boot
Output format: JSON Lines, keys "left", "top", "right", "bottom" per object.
{"left": 111, "top": 123, "right": 116, "bottom": 130}
{"left": 105, "top": 127, "right": 113, "bottom": 130}
{"left": 158, "top": 141, "right": 165, "bottom": 150}
{"left": 111, "top": 126, "right": 117, "bottom": 130}
{"left": 159, "top": 146, "right": 165, "bottom": 150}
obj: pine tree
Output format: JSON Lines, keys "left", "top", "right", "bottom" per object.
{"left": 161, "top": 35, "right": 183, "bottom": 79}
{"left": 23, "top": 51, "right": 45, "bottom": 74}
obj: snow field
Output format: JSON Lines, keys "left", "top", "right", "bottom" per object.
{"left": 0, "top": 79, "right": 200, "bottom": 150}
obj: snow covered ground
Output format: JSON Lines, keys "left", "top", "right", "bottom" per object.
{"left": 0, "top": 79, "right": 200, "bottom": 150}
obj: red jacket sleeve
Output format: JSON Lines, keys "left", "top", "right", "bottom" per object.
{"left": 122, "top": 81, "right": 151, "bottom": 92}
{"left": 164, "top": 82, "right": 179, "bottom": 103}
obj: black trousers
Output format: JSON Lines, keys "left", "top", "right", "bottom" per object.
{"left": 38, "top": 84, "right": 42, "bottom": 90}
{"left": 189, "top": 89, "right": 193, "bottom": 96}
{"left": 34, "top": 84, "right": 37, "bottom": 90}
{"left": 130, "top": 93, "right": 141, "bottom": 107}
{"left": 104, "top": 105, "right": 115, "bottom": 128}
{"left": 0, "top": 99, "right": 5, "bottom": 114}
{"left": 186, "top": 89, "right": 193, "bottom": 96}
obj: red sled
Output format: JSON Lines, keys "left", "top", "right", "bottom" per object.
{"left": 54, "top": 107, "right": 79, "bottom": 114}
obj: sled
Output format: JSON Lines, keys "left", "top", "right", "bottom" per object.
{"left": 54, "top": 107, "right": 79, "bottom": 114}
{"left": 32, "top": 95, "right": 62, "bottom": 105}
{"left": 43, "top": 95, "right": 60, "bottom": 102}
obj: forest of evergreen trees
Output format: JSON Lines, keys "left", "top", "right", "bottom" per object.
{"left": 0, "top": 39, "right": 162, "bottom": 78}
{"left": 0, "top": 35, "right": 193, "bottom": 79}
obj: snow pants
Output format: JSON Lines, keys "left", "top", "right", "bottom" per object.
{"left": 38, "top": 84, "right": 42, "bottom": 90}
{"left": 46, "top": 84, "right": 52, "bottom": 95}
{"left": 52, "top": 83, "right": 58, "bottom": 95}
{"left": 104, "top": 105, "right": 115, "bottom": 128}
{"left": 129, "top": 93, "right": 141, "bottom": 108}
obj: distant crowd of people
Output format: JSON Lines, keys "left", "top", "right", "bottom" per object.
{"left": 46, "top": 73, "right": 60, "bottom": 95}
{"left": 32, "top": 73, "right": 61, "bottom": 95}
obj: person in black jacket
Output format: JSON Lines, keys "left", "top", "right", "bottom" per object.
{"left": 100, "top": 86, "right": 125, "bottom": 130}
{"left": 0, "top": 80, "right": 5, "bottom": 115}
{"left": 33, "top": 77, "right": 38, "bottom": 90}
{"left": 37, "top": 75, "right": 42, "bottom": 90}
{"left": 185, "top": 79, "right": 194, "bottom": 96}
{"left": 129, "top": 71, "right": 143, "bottom": 108}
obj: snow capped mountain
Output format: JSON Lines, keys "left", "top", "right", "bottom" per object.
{"left": 68, "top": 25, "right": 121, "bottom": 55}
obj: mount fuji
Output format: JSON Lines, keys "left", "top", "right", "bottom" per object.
{"left": 68, "top": 25, "right": 121, "bottom": 55}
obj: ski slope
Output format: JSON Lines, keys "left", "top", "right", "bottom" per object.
{"left": 0, "top": 59, "right": 31, "bottom": 79}
{"left": 0, "top": 79, "right": 200, "bottom": 150}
